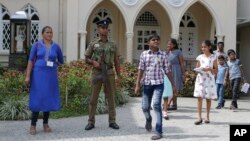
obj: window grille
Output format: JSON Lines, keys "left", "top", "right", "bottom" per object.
{"left": 136, "top": 11, "right": 159, "bottom": 26}
{"left": 91, "top": 8, "right": 112, "bottom": 40}
{"left": 179, "top": 12, "right": 197, "bottom": 59}
{"left": 22, "top": 3, "right": 40, "bottom": 45}
{"left": 0, "top": 4, "right": 10, "bottom": 51}
{"left": 180, "top": 12, "right": 196, "bottom": 28}
{"left": 134, "top": 11, "right": 160, "bottom": 61}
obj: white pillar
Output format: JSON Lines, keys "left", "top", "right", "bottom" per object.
{"left": 79, "top": 31, "right": 87, "bottom": 59}
{"left": 171, "top": 33, "right": 179, "bottom": 40}
{"left": 216, "top": 34, "right": 225, "bottom": 43}
{"left": 126, "top": 32, "right": 134, "bottom": 63}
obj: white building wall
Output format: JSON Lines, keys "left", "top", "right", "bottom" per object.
{"left": 0, "top": 0, "right": 238, "bottom": 63}
{"left": 237, "top": 0, "right": 250, "bottom": 19}
{"left": 64, "top": 0, "right": 79, "bottom": 61}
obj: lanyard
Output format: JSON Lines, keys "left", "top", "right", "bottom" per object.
{"left": 45, "top": 47, "right": 52, "bottom": 61}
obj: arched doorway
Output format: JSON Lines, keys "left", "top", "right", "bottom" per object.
{"left": 21, "top": 3, "right": 40, "bottom": 45}
{"left": 86, "top": 1, "right": 126, "bottom": 60}
{"left": 179, "top": 12, "right": 198, "bottom": 59}
{"left": 134, "top": 11, "right": 160, "bottom": 61}
{"left": 179, "top": 2, "right": 216, "bottom": 69}
{"left": 0, "top": 4, "right": 10, "bottom": 53}
{"left": 90, "top": 8, "right": 113, "bottom": 41}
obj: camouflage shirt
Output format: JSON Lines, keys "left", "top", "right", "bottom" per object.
{"left": 85, "top": 39, "right": 119, "bottom": 68}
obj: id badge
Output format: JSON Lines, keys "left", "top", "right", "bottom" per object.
{"left": 46, "top": 61, "right": 54, "bottom": 67}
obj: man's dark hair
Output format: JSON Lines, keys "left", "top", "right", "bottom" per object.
{"left": 218, "top": 55, "right": 225, "bottom": 60}
{"left": 227, "top": 49, "right": 235, "bottom": 56}
{"left": 217, "top": 42, "right": 224, "bottom": 46}
{"left": 148, "top": 33, "right": 160, "bottom": 41}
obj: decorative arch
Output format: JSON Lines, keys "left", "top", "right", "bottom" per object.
{"left": 178, "top": 0, "right": 222, "bottom": 35}
{"left": 82, "top": 0, "right": 128, "bottom": 32}
{"left": 0, "top": 4, "right": 10, "bottom": 52}
{"left": 21, "top": 3, "right": 40, "bottom": 45}
{"left": 133, "top": 10, "right": 160, "bottom": 61}
{"left": 90, "top": 7, "right": 113, "bottom": 40}
{"left": 136, "top": 10, "right": 159, "bottom": 26}
{"left": 110, "top": 0, "right": 129, "bottom": 31}
{"left": 131, "top": 0, "right": 174, "bottom": 32}
{"left": 178, "top": 12, "right": 198, "bottom": 59}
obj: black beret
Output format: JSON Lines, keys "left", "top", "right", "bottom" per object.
{"left": 96, "top": 19, "right": 109, "bottom": 27}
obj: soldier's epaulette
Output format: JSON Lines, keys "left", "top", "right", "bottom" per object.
{"left": 88, "top": 39, "right": 99, "bottom": 47}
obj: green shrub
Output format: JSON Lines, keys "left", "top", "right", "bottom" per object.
{"left": 0, "top": 60, "right": 131, "bottom": 120}
{"left": 0, "top": 64, "right": 4, "bottom": 75}
{"left": 96, "top": 92, "right": 108, "bottom": 114}
{"left": 0, "top": 94, "right": 30, "bottom": 120}
{"left": 120, "top": 62, "right": 139, "bottom": 97}
{"left": 115, "top": 88, "right": 129, "bottom": 105}
{"left": 179, "top": 70, "right": 196, "bottom": 97}
{"left": 0, "top": 70, "right": 26, "bottom": 94}
{"left": 56, "top": 60, "right": 92, "bottom": 118}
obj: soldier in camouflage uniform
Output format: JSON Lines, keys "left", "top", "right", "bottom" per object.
{"left": 84, "top": 19, "right": 121, "bottom": 130}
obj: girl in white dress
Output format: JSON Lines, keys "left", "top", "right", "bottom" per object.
{"left": 193, "top": 40, "right": 218, "bottom": 125}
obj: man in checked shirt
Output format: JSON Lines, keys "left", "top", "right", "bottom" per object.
{"left": 135, "top": 33, "right": 176, "bottom": 140}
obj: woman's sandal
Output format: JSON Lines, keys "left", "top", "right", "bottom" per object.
{"left": 163, "top": 111, "right": 170, "bottom": 120}
{"left": 30, "top": 126, "right": 36, "bottom": 135}
{"left": 43, "top": 124, "right": 52, "bottom": 132}
{"left": 194, "top": 119, "right": 203, "bottom": 125}
{"left": 164, "top": 116, "right": 170, "bottom": 120}
{"left": 204, "top": 120, "right": 210, "bottom": 124}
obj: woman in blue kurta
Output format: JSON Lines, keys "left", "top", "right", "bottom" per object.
{"left": 25, "top": 26, "right": 64, "bottom": 135}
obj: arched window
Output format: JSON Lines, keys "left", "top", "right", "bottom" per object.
{"left": 179, "top": 12, "right": 196, "bottom": 28}
{"left": 0, "top": 4, "right": 10, "bottom": 52}
{"left": 136, "top": 11, "right": 159, "bottom": 26}
{"left": 134, "top": 11, "right": 160, "bottom": 61}
{"left": 22, "top": 3, "right": 40, "bottom": 45}
{"left": 179, "top": 12, "right": 198, "bottom": 59}
{"left": 91, "top": 8, "right": 113, "bottom": 40}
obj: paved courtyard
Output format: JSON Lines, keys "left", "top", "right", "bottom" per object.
{"left": 0, "top": 96, "right": 250, "bottom": 141}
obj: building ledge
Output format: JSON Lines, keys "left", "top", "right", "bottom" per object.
{"left": 237, "top": 18, "right": 250, "bottom": 27}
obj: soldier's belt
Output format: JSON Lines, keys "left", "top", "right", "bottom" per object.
{"left": 92, "top": 68, "right": 114, "bottom": 75}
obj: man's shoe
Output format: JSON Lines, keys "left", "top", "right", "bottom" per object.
{"left": 145, "top": 120, "right": 152, "bottom": 132}
{"left": 109, "top": 123, "right": 119, "bottom": 129}
{"left": 235, "top": 102, "right": 238, "bottom": 109}
{"left": 151, "top": 134, "right": 162, "bottom": 140}
{"left": 230, "top": 104, "right": 236, "bottom": 110}
{"left": 216, "top": 105, "right": 222, "bottom": 109}
{"left": 222, "top": 100, "right": 225, "bottom": 107}
{"left": 85, "top": 123, "right": 95, "bottom": 130}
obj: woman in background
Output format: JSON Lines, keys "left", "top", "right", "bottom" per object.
{"left": 165, "top": 39, "right": 185, "bottom": 111}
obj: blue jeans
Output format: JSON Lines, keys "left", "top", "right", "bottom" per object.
{"left": 216, "top": 84, "right": 225, "bottom": 106}
{"left": 230, "top": 78, "right": 241, "bottom": 103}
{"left": 142, "top": 84, "right": 163, "bottom": 135}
